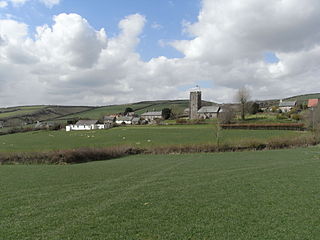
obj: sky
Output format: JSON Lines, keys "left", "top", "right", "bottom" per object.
{"left": 0, "top": 0, "right": 319, "bottom": 107}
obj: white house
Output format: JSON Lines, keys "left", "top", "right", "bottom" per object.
{"left": 66, "top": 120, "right": 105, "bottom": 131}
{"left": 115, "top": 116, "right": 134, "bottom": 125}
{"left": 279, "top": 100, "right": 296, "bottom": 112}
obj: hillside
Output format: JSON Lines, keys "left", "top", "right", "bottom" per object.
{"left": 284, "top": 93, "right": 320, "bottom": 104}
{"left": 56, "top": 100, "right": 191, "bottom": 121}
{"left": 0, "top": 106, "right": 95, "bottom": 127}
{"left": 0, "top": 100, "right": 215, "bottom": 127}
{"left": 1, "top": 92, "right": 319, "bottom": 127}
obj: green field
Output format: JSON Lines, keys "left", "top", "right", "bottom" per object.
{"left": 1, "top": 147, "right": 320, "bottom": 239}
{"left": 56, "top": 100, "right": 190, "bottom": 120}
{"left": 0, "top": 106, "right": 46, "bottom": 119}
{"left": 0, "top": 125, "right": 304, "bottom": 152}
{"left": 285, "top": 93, "right": 320, "bottom": 104}
{"left": 56, "top": 103, "right": 154, "bottom": 120}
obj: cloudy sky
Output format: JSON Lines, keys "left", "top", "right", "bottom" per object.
{"left": 0, "top": 0, "right": 319, "bottom": 107}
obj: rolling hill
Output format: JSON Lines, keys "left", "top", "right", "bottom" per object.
{"left": 0, "top": 92, "right": 319, "bottom": 127}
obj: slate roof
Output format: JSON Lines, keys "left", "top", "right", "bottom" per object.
{"left": 141, "top": 111, "right": 162, "bottom": 116}
{"left": 104, "top": 116, "right": 115, "bottom": 122}
{"left": 197, "top": 106, "right": 220, "bottom": 113}
{"left": 308, "top": 99, "right": 319, "bottom": 108}
{"left": 75, "top": 120, "right": 98, "bottom": 126}
{"left": 132, "top": 117, "right": 141, "bottom": 123}
{"left": 279, "top": 101, "right": 296, "bottom": 107}
{"left": 116, "top": 116, "right": 133, "bottom": 121}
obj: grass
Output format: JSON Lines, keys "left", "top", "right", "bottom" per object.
{"left": 1, "top": 147, "right": 320, "bottom": 239}
{"left": 236, "top": 113, "right": 295, "bottom": 123}
{"left": 0, "top": 106, "right": 45, "bottom": 119}
{"left": 56, "top": 100, "right": 191, "bottom": 120}
{"left": 285, "top": 93, "right": 320, "bottom": 104}
{"left": 0, "top": 124, "right": 304, "bottom": 153}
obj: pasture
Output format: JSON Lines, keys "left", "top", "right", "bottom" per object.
{"left": 1, "top": 147, "right": 320, "bottom": 239}
{"left": 0, "top": 125, "right": 304, "bottom": 153}
{"left": 56, "top": 100, "right": 190, "bottom": 121}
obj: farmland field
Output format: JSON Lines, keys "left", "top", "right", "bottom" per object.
{"left": 0, "top": 106, "right": 46, "bottom": 119}
{"left": 1, "top": 147, "right": 320, "bottom": 239}
{"left": 56, "top": 100, "right": 190, "bottom": 120}
{"left": 0, "top": 125, "right": 305, "bottom": 152}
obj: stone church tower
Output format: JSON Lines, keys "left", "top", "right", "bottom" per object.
{"left": 189, "top": 90, "right": 201, "bottom": 119}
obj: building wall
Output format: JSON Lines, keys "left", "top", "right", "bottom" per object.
{"left": 189, "top": 91, "right": 201, "bottom": 119}
{"left": 279, "top": 107, "right": 292, "bottom": 113}
{"left": 116, "top": 120, "right": 132, "bottom": 125}
{"left": 142, "top": 115, "right": 162, "bottom": 121}
{"left": 69, "top": 124, "right": 94, "bottom": 131}
{"left": 199, "top": 112, "right": 218, "bottom": 119}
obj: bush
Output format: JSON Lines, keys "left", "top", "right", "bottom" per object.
{"left": 220, "top": 123, "right": 304, "bottom": 130}
{"left": 276, "top": 113, "right": 288, "bottom": 120}
{"left": 0, "top": 146, "right": 143, "bottom": 165}
{"left": 218, "top": 107, "right": 235, "bottom": 124}
{"left": 176, "top": 119, "right": 187, "bottom": 124}
{"left": 291, "top": 114, "right": 301, "bottom": 121}
{"left": 161, "top": 108, "right": 172, "bottom": 120}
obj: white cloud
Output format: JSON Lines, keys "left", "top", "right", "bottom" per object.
{"left": 151, "top": 22, "right": 163, "bottom": 30}
{"left": 9, "top": 0, "right": 29, "bottom": 7}
{"left": 39, "top": 0, "right": 60, "bottom": 8}
{"left": 1, "top": 1, "right": 320, "bottom": 107}
{"left": 0, "top": 1, "right": 8, "bottom": 8}
{"left": 7, "top": 0, "right": 60, "bottom": 7}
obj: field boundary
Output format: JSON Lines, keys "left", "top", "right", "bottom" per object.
{"left": 220, "top": 123, "right": 304, "bottom": 130}
{"left": 1, "top": 134, "right": 318, "bottom": 165}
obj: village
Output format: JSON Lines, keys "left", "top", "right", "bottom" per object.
{"left": 65, "top": 89, "right": 320, "bottom": 132}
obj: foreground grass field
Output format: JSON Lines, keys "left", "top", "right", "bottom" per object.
{"left": 1, "top": 147, "right": 320, "bottom": 239}
{"left": 0, "top": 125, "right": 305, "bottom": 152}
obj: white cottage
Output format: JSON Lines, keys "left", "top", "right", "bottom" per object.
{"left": 115, "top": 116, "right": 134, "bottom": 125}
{"left": 279, "top": 100, "right": 296, "bottom": 112}
{"left": 66, "top": 120, "right": 104, "bottom": 131}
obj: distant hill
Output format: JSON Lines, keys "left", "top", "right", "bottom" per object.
{"left": 1, "top": 92, "right": 319, "bottom": 127}
{"left": 0, "top": 100, "right": 213, "bottom": 127}
{"left": 255, "top": 93, "right": 320, "bottom": 108}
{"left": 284, "top": 93, "right": 320, "bottom": 105}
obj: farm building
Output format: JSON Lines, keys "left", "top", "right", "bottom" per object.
{"left": 66, "top": 120, "right": 106, "bottom": 131}
{"left": 104, "top": 116, "right": 116, "bottom": 123}
{"left": 141, "top": 111, "right": 162, "bottom": 121}
{"left": 279, "top": 100, "right": 296, "bottom": 112}
{"left": 307, "top": 99, "right": 319, "bottom": 108}
{"left": 132, "top": 117, "right": 141, "bottom": 125}
{"left": 115, "top": 116, "right": 134, "bottom": 125}
{"left": 197, "top": 106, "right": 221, "bottom": 119}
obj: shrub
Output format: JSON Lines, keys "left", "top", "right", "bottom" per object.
{"left": 291, "top": 114, "right": 301, "bottom": 121}
{"left": 176, "top": 119, "right": 187, "bottom": 124}
{"left": 276, "top": 113, "right": 288, "bottom": 120}
{"left": 0, "top": 146, "right": 144, "bottom": 165}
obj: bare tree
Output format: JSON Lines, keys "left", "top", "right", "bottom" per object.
{"left": 304, "top": 104, "right": 320, "bottom": 133}
{"left": 236, "top": 87, "right": 251, "bottom": 120}
{"left": 218, "top": 107, "right": 235, "bottom": 124}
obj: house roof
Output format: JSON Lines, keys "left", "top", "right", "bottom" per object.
{"left": 279, "top": 101, "right": 296, "bottom": 107}
{"left": 197, "top": 106, "right": 220, "bottom": 113}
{"left": 132, "top": 117, "right": 140, "bottom": 122}
{"left": 117, "top": 116, "right": 133, "bottom": 121}
{"left": 104, "top": 116, "right": 115, "bottom": 121}
{"left": 75, "top": 120, "right": 98, "bottom": 126}
{"left": 141, "top": 111, "right": 162, "bottom": 116}
{"left": 308, "top": 99, "right": 319, "bottom": 108}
